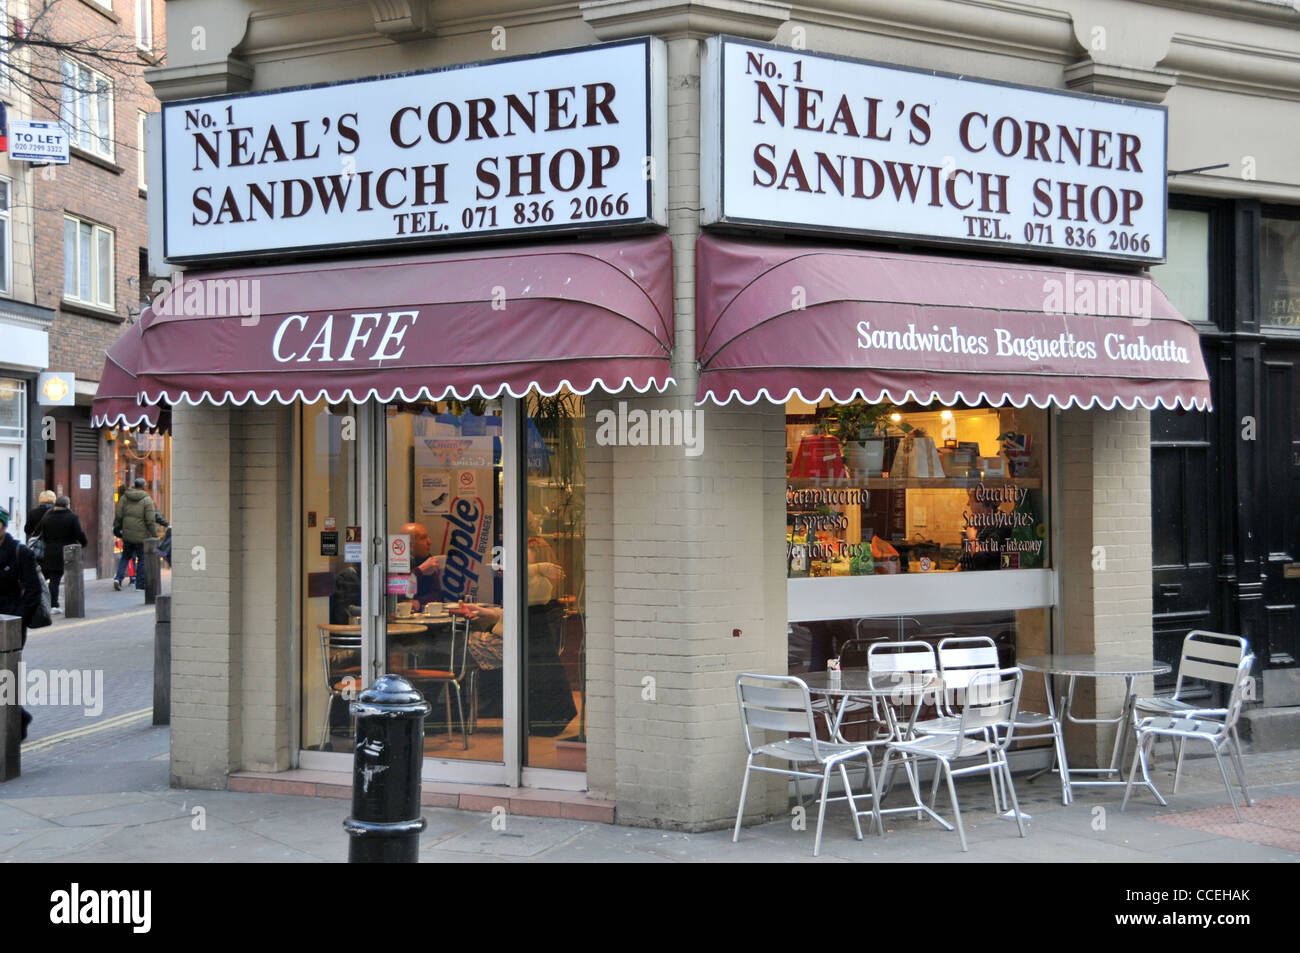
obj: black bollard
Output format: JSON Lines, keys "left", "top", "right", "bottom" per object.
{"left": 154, "top": 595, "right": 171, "bottom": 726}
{"left": 141, "top": 538, "right": 159, "bottom": 605}
{"left": 343, "top": 674, "right": 430, "bottom": 863}
{"left": 62, "top": 544, "right": 85, "bottom": 618}
{"left": 1, "top": 615, "right": 22, "bottom": 781}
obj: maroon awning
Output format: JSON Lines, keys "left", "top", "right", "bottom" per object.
{"left": 91, "top": 321, "right": 161, "bottom": 429}
{"left": 125, "top": 234, "right": 673, "bottom": 408}
{"left": 696, "top": 234, "right": 1211, "bottom": 411}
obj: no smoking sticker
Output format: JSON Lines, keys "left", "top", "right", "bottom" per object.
{"left": 388, "top": 534, "right": 411, "bottom": 572}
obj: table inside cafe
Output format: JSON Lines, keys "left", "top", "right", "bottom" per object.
{"left": 385, "top": 602, "right": 478, "bottom": 671}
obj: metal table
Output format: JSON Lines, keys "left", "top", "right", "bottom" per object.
{"left": 1017, "top": 654, "right": 1172, "bottom": 805}
{"left": 802, "top": 670, "right": 950, "bottom": 833}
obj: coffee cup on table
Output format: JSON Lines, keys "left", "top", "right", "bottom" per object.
{"left": 395, "top": 601, "right": 414, "bottom": 618}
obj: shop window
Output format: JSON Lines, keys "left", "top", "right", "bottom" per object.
{"left": 523, "top": 392, "right": 586, "bottom": 770}
{"left": 0, "top": 378, "right": 24, "bottom": 439}
{"left": 1261, "top": 214, "right": 1300, "bottom": 330}
{"left": 1150, "top": 208, "right": 1210, "bottom": 326}
{"left": 786, "top": 401, "right": 1049, "bottom": 579}
{"left": 300, "top": 402, "right": 364, "bottom": 755}
{"left": 63, "top": 215, "right": 114, "bottom": 310}
{"left": 61, "top": 57, "right": 114, "bottom": 160}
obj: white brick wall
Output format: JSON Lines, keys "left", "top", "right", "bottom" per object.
{"left": 1058, "top": 409, "right": 1155, "bottom": 766}
{"left": 170, "top": 403, "right": 295, "bottom": 788}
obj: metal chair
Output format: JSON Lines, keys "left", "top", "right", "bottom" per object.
{"left": 317, "top": 623, "right": 362, "bottom": 749}
{"left": 1123, "top": 654, "right": 1255, "bottom": 822}
{"left": 923, "top": 637, "right": 1064, "bottom": 810}
{"left": 1131, "top": 631, "right": 1249, "bottom": 792}
{"left": 733, "top": 673, "right": 881, "bottom": 856}
{"left": 404, "top": 617, "right": 474, "bottom": 749}
{"left": 881, "top": 667, "right": 1028, "bottom": 851}
{"left": 864, "top": 641, "right": 944, "bottom": 810}
{"left": 866, "top": 640, "right": 940, "bottom": 732}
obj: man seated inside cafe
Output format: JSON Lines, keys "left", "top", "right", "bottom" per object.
{"left": 401, "top": 521, "right": 445, "bottom": 610}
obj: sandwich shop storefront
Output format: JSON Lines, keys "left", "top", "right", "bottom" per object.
{"left": 96, "top": 39, "right": 673, "bottom": 791}
{"left": 694, "top": 37, "right": 1213, "bottom": 770}
{"left": 102, "top": 14, "right": 1224, "bottom": 824}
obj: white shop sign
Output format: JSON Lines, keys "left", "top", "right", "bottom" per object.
{"left": 160, "top": 39, "right": 667, "bottom": 263}
{"left": 702, "top": 38, "right": 1167, "bottom": 263}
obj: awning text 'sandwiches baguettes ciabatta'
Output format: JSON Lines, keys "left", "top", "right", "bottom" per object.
{"left": 695, "top": 234, "right": 1211, "bottom": 411}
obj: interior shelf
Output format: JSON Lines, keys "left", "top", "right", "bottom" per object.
{"left": 787, "top": 476, "right": 1042, "bottom": 491}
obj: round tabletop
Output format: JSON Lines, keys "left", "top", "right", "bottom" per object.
{"left": 1017, "top": 654, "right": 1172, "bottom": 677}
{"left": 801, "top": 669, "right": 941, "bottom": 697}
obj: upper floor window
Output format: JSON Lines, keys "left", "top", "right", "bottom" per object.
{"left": 136, "top": 0, "right": 152, "bottom": 51}
{"left": 64, "top": 215, "right": 115, "bottom": 310}
{"left": 61, "top": 58, "right": 114, "bottom": 160}
{"left": 0, "top": 178, "right": 11, "bottom": 296}
{"left": 137, "top": 111, "right": 148, "bottom": 190}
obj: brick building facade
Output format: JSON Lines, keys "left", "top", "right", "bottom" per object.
{"left": 32, "top": 0, "right": 163, "bottom": 574}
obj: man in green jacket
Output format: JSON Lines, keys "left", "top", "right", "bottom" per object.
{"left": 114, "top": 478, "right": 158, "bottom": 591}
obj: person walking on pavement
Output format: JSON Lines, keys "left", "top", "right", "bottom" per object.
{"left": 35, "top": 496, "right": 88, "bottom": 613}
{"left": 114, "top": 477, "right": 158, "bottom": 591}
{"left": 0, "top": 506, "right": 41, "bottom": 739}
{"left": 23, "top": 489, "right": 55, "bottom": 538}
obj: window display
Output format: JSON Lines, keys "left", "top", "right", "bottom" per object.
{"left": 786, "top": 401, "right": 1049, "bottom": 578}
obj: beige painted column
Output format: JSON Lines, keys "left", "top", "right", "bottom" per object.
{"left": 169, "top": 403, "right": 238, "bottom": 788}
{"left": 169, "top": 402, "right": 295, "bottom": 787}
{"left": 1058, "top": 408, "right": 1155, "bottom": 768}
{"left": 584, "top": 0, "right": 793, "bottom": 829}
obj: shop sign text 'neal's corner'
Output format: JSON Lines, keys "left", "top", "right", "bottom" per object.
{"left": 159, "top": 39, "right": 666, "bottom": 262}
{"left": 702, "top": 38, "right": 1167, "bottom": 263}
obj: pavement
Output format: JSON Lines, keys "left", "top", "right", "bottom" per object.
{"left": 4, "top": 576, "right": 1299, "bottom": 862}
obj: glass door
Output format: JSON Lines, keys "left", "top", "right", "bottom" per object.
{"left": 298, "top": 402, "right": 366, "bottom": 756}
{"left": 521, "top": 392, "right": 587, "bottom": 781}
{"left": 300, "top": 394, "right": 587, "bottom": 787}
{"left": 382, "top": 398, "right": 508, "bottom": 773}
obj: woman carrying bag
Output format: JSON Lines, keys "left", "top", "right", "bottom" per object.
{"left": 35, "top": 497, "right": 89, "bottom": 614}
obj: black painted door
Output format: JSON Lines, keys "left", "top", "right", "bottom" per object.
{"left": 1151, "top": 369, "right": 1223, "bottom": 690}
{"left": 1260, "top": 349, "right": 1300, "bottom": 668}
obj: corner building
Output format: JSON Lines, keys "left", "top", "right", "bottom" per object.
{"left": 119, "top": 0, "right": 1298, "bottom": 829}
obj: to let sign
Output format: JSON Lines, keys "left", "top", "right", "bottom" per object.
{"left": 9, "top": 120, "right": 70, "bottom": 164}
{"left": 160, "top": 39, "right": 666, "bottom": 263}
{"left": 702, "top": 38, "right": 1167, "bottom": 263}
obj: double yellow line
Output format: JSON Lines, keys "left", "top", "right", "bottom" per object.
{"left": 21, "top": 706, "right": 153, "bottom": 753}
{"left": 36, "top": 608, "right": 153, "bottom": 633}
